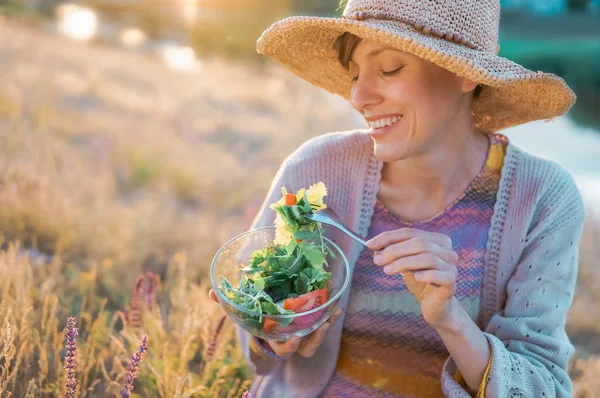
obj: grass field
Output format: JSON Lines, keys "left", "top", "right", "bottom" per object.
{"left": 0, "top": 20, "right": 598, "bottom": 397}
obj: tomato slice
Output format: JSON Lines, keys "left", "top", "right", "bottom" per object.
{"left": 285, "top": 193, "right": 297, "bottom": 206}
{"left": 284, "top": 288, "right": 329, "bottom": 313}
{"left": 263, "top": 318, "right": 278, "bottom": 334}
{"left": 263, "top": 289, "right": 329, "bottom": 334}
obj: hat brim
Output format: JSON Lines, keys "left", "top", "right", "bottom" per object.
{"left": 257, "top": 16, "right": 576, "bottom": 132}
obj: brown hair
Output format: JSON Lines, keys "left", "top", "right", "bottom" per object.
{"left": 334, "top": 32, "right": 361, "bottom": 71}
{"left": 334, "top": 32, "right": 483, "bottom": 99}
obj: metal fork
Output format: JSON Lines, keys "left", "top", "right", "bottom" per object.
{"left": 304, "top": 207, "right": 369, "bottom": 248}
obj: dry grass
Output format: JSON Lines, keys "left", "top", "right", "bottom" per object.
{"left": 0, "top": 19, "right": 598, "bottom": 397}
{"left": 0, "top": 18, "right": 356, "bottom": 289}
{"left": 0, "top": 242, "right": 252, "bottom": 397}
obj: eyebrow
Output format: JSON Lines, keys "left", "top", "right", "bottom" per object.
{"left": 350, "top": 47, "right": 403, "bottom": 64}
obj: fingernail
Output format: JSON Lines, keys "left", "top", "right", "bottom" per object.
{"left": 373, "top": 252, "right": 382, "bottom": 265}
{"left": 383, "top": 266, "right": 392, "bottom": 274}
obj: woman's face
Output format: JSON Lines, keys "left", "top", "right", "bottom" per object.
{"left": 348, "top": 39, "right": 477, "bottom": 162}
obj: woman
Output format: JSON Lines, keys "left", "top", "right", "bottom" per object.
{"left": 209, "top": 0, "right": 586, "bottom": 397}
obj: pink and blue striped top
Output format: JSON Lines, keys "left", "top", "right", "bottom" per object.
{"left": 320, "top": 132, "right": 508, "bottom": 397}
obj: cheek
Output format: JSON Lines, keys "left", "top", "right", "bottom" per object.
{"left": 384, "top": 80, "right": 434, "bottom": 121}
{"left": 383, "top": 81, "right": 410, "bottom": 105}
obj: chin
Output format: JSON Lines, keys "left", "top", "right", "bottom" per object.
{"left": 371, "top": 141, "right": 412, "bottom": 163}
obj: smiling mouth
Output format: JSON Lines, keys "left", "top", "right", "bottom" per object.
{"left": 367, "top": 115, "right": 402, "bottom": 129}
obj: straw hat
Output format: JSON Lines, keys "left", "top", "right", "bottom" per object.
{"left": 256, "top": 0, "right": 576, "bottom": 132}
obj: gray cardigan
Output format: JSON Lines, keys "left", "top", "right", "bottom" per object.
{"left": 238, "top": 129, "right": 585, "bottom": 397}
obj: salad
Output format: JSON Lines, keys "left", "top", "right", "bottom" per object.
{"left": 218, "top": 182, "right": 337, "bottom": 333}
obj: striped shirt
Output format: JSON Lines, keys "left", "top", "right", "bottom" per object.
{"left": 320, "top": 132, "right": 508, "bottom": 397}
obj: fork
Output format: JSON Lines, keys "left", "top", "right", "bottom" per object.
{"left": 304, "top": 207, "right": 369, "bottom": 248}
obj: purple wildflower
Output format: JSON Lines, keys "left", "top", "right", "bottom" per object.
{"left": 241, "top": 391, "right": 251, "bottom": 398}
{"left": 64, "top": 317, "right": 78, "bottom": 397}
{"left": 207, "top": 315, "right": 226, "bottom": 360}
{"left": 125, "top": 273, "right": 158, "bottom": 327}
{"left": 144, "top": 272, "right": 157, "bottom": 308}
{"left": 121, "top": 334, "right": 149, "bottom": 398}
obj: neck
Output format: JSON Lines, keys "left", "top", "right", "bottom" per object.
{"left": 379, "top": 123, "right": 490, "bottom": 220}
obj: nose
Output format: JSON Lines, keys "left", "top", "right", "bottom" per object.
{"left": 350, "top": 73, "right": 383, "bottom": 113}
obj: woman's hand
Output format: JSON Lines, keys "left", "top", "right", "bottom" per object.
{"left": 208, "top": 289, "right": 342, "bottom": 358}
{"left": 366, "top": 228, "right": 461, "bottom": 331}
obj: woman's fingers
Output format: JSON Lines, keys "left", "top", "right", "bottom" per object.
{"left": 367, "top": 228, "right": 453, "bottom": 251}
{"left": 268, "top": 337, "right": 302, "bottom": 357}
{"left": 382, "top": 252, "right": 451, "bottom": 275}
{"left": 296, "top": 323, "right": 330, "bottom": 357}
{"left": 373, "top": 236, "right": 458, "bottom": 268}
{"left": 414, "top": 269, "right": 457, "bottom": 285}
{"left": 296, "top": 308, "right": 342, "bottom": 358}
{"left": 208, "top": 289, "right": 218, "bottom": 303}
{"left": 414, "top": 270, "right": 457, "bottom": 298}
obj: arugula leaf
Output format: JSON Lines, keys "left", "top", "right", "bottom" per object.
{"left": 265, "top": 280, "right": 295, "bottom": 303}
{"left": 302, "top": 243, "right": 326, "bottom": 272}
{"left": 293, "top": 230, "right": 320, "bottom": 240}
{"left": 294, "top": 267, "right": 331, "bottom": 294}
{"left": 323, "top": 242, "right": 338, "bottom": 260}
{"left": 297, "top": 190, "right": 313, "bottom": 213}
{"left": 284, "top": 238, "right": 298, "bottom": 255}
{"left": 253, "top": 274, "right": 265, "bottom": 291}
{"left": 261, "top": 302, "right": 294, "bottom": 326}
{"left": 273, "top": 205, "right": 300, "bottom": 231}
{"left": 220, "top": 275, "right": 233, "bottom": 290}
{"left": 261, "top": 301, "right": 292, "bottom": 315}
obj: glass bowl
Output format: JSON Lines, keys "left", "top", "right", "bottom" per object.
{"left": 210, "top": 226, "right": 350, "bottom": 341}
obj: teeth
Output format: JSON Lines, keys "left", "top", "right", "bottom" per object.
{"left": 368, "top": 115, "right": 401, "bottom": 129}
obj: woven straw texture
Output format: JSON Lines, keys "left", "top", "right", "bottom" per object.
{"left": 256, "top": 0, "right": 576, "bottom": 132}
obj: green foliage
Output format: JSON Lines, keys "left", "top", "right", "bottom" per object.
{"left": 499, "top": 27, "right": 600, "bottom": 131}
{"left": 222, "top": 235, "right": 332, "bottom": 307}
{"left": 219, "top": 191, "right": 333, "bottom": 331}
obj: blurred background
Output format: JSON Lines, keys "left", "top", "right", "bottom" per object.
{"left": 0, "top": 0, "right": 598, "bottom": 396}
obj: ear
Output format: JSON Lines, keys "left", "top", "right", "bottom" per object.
{"left": 460, "top": 77, "right": 479, "bottom": 94}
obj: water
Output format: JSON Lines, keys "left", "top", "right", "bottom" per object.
{"left": 503, "top": 117, "right": 600, "bottom": 215}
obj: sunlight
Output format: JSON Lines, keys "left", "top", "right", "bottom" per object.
{"left": 182, "top": 0, "right": 199, "bottom": 26}
{"left": 159, "top": 44, "right": 202, "bottom": 72}
{"left": 119, "top": 28, "right": 147, "bottom": 48}
{"left": 56, "top": 4, "right": 98, "bottom": 42}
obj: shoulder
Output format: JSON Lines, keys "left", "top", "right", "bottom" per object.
{"left": 281, "top": 129, "right": 373, "bottom": 168}
{"left": 508, "top": 141, "right": 586, "bottom": 226}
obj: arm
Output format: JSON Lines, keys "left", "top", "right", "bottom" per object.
{"left": 442, "top": 171, "right": 586, "bottom": 397}
{"left": 436, "top": 298, "right": 491, "bottom": 394}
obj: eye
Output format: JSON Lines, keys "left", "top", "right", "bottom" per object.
{"left": 382, "top": 66, "right": 403, "bottom": 77}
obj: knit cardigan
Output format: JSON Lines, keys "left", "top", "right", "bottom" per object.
{"left": 238, "top": 129, "right": 586, "bottom": 398}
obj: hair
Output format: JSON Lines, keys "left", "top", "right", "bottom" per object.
{"left": 334, "top": 32, "right": 483, "bottom": 100}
